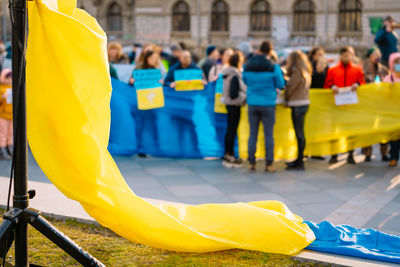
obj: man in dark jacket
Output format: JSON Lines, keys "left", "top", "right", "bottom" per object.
{"left": 375, "top": 16, "right": 399, "bottom": 67}
{"left": 201, "top": 45, "right": 220, "bottom": 81}
{"left": 164, "top": 50, "right": 201, "bottom": 87}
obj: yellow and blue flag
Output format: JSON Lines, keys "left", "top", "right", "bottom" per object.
{"left": 214, "top": 75, "right": 227, "bottom": 114}
{"left": 133, "top": 69, "right": 164, "bottom": 110}
{"left": 174, "top": 69, "right": 204, "bottom": 91}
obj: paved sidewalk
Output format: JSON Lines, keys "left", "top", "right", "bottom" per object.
{"left": 0, "top": 146, "right": 399, "bottom": 236}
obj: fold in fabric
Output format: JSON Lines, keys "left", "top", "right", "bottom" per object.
{"left": 305, "top": 221, "right": 400, "bottom": 264}
{"left": 26, "top": 0, "right": 314, "bottom": 255}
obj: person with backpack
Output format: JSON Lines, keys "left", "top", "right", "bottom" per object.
{"left": 243, "top": 41, "right": 285, "bottom": 172}
{"left": 221, "top": 52, "right": 247, "bottom": 167}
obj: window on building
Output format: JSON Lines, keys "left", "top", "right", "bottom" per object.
{"left": 339, "top": 0, "right": 362, "bottom": 32}
{"left": 172, "top": 1, "right": 190, "bottom": 32}
{"left": 293, "top": 0, "right": 315, "bottom": 32}
{"left": 211, "top": 0, "right": 229, "bottom": 32}
{"left": 107, "top": 2, "right": 122, "bottom": 31}
{"left": 250, "top": 0, "right": 271, "bottom": 32}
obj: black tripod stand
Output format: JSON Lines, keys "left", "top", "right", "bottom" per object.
{"left": 0, "top": 0, "right": 104, "bottom": 266}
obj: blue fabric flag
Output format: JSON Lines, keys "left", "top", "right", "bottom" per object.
{"left": 305, "top": 221, "right": 400, "bottom": 264}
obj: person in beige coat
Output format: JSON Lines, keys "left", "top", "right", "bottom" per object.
{"left": 361, "top": 47, "right": 390, "bottom": 162}
{"left": 284, "top": 50, "right": 312, "bottom": 170}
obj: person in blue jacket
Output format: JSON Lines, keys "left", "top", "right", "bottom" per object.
{"left": 164, "top": 50, "right": 202, "bottom": 87}
{"left": 243, "top": 41, "right": 285, "bottom": 172}
{"left": 375, "top": 16, "right": 399, "bottom": 67}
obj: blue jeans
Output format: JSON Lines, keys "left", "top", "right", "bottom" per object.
{"left": 248, "top": 105, "right": 275, "bottom": 165}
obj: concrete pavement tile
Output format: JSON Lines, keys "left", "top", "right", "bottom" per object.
{"left": 155, "top": 174, "right": 208, "bottom": 186}
{"left": 213, "top": 182, "right": 270, "bottom": 195}
{"left": 229, "top": 193, "right": 293, "bottom": 205}
{"left": 259, "top": 180, "right": 319, "bottom": 193}
{"left": 279, "top": 190, "right": 341, "bottom": 205}
{"left": 302, "top": 177, "right": 361, "bottom": 190}
{"left": 326, "top": 187, "right": 365, "bottom": 201}
{"left": 198, "top": 172, "right": 252, "bottom": 184}
{"left": 145, "top": 166, "right": 195, "bottom": 177}
{"left": 166, "top": 184, "right": 223, "bottom": 197}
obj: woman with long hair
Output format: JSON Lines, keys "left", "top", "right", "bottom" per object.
{"left": 284, "top": 50, "right": 312, "bottom": 170}
{"left": 221, "top": 52, "right": 247, "bottom": 167}
{"left": 131, "top": 50, "right": 163, "bottom": 158}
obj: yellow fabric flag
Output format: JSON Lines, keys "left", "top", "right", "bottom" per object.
{"left": 26, "top": 0, "right": 314, "bottom": 255}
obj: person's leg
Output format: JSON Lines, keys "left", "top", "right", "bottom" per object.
{"left": 380, "top": 143, "right": 390, "bottom": 161}
{"left": 6, "top": 120, "right": 12, "bottom": 146}
{"left": 362, "top": 146, "right": 372, "bottom": 162}
{"left": 248, "top": 106, "right": 261, "bottom": 166}
{"left": 260, "top": 106, "right": 275, "bottom": 168}
{"left": 347, "top": 149, "right": 355, "bottom": 164}
{"left": 230, "top": 106, "right": 241, "bottom": 155}
{"left": 0, "top": 118, "right": 6, "bottom": 148}
{"left": 0, "top": 118, "right": 10, "bottom": 160}
{"left": 225, "top": 105, "right": 235, "bottom": 156}
{"left": 287, "top": 106, "right": 307, "bottom": 170}
{"left": 293, "top": 106, "right": 308, "bottom": 165}
{"left": 389, "top": 140, "right": 400, "bottom": 167}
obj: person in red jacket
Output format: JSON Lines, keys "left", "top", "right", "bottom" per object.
{"left": 324, "top": 46, "right": 366, "bottom": 164}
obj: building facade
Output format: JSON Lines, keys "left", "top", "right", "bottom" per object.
{"left": 1, "top": 0, "right": 400, "bottom": 51}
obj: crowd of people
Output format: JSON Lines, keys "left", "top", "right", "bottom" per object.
{"left": 103, "top": 15, "right": 400, "bottom": 172}
{"left": 1, "top": 17, "right": 399, "bottom": 174}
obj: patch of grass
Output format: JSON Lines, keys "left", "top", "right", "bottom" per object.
{"left": 0, "top": 209, "right": 319, "bottom": 266}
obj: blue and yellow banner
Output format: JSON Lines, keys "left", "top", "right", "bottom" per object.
{"left": 174, "top": 69, "right": 204, "bottom": 91}
{"left": 213, "top": 75, "right": 227, "bottom": 114}
{"left": 133, "top": 69, "right": 164, "bottom": 110}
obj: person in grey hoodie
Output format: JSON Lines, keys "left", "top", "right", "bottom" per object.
{"left": 221, "top": 52, "right": 247, "bottom": 167}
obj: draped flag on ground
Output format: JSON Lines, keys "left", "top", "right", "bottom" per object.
{"left": 26, "top": 0, "right": 400, "bottom": 264}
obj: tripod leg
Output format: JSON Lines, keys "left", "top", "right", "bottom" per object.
{"left": 27, "top": 211, "right": 104, "bottom": 266}
{"left": 0, "top": 219, "right": 15, "bottom": 262}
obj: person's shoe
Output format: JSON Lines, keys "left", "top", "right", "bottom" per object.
{"left": 329, "top": 156, "right": 338, "bottom": 164}
{"left": 0, "top": 147, "right": 11, "bottom": 160}
{"left": 138, "top": 153, "right": 147, "bottom": 158}
{"left": 347, "top": 155, "right": 356, "bottom": 165}
{"left": 311, "top": 156, "right": 325, "bottom": 160}
{"left": 286, "top": 162, "right": 305, "bottom": 171}
{"left": 249, "top": 163, "right": 256, "bottom": 171}
{"left": 222, "top": 155, "right": 243, "bottom": 168}
{"left": 389, "top": 160, "right": 398, "bottom": 167}
{"left": 365, "top": 155, "right": 371, "bottom": 162}
{"left": 285, "top": 160, "right": 298, "bottom": 167}
{"left": 265, "top": 164, "right": 276, "bottom": 172}
{"left": 382, "top": 155, "right": 390, "bottom": 162}
{"left": 6, "top": 145, "right": 13, "bottom": 157}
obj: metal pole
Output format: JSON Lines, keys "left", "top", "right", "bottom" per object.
{"left": 10, "top": 0, "right": 29, "bottom": 265}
